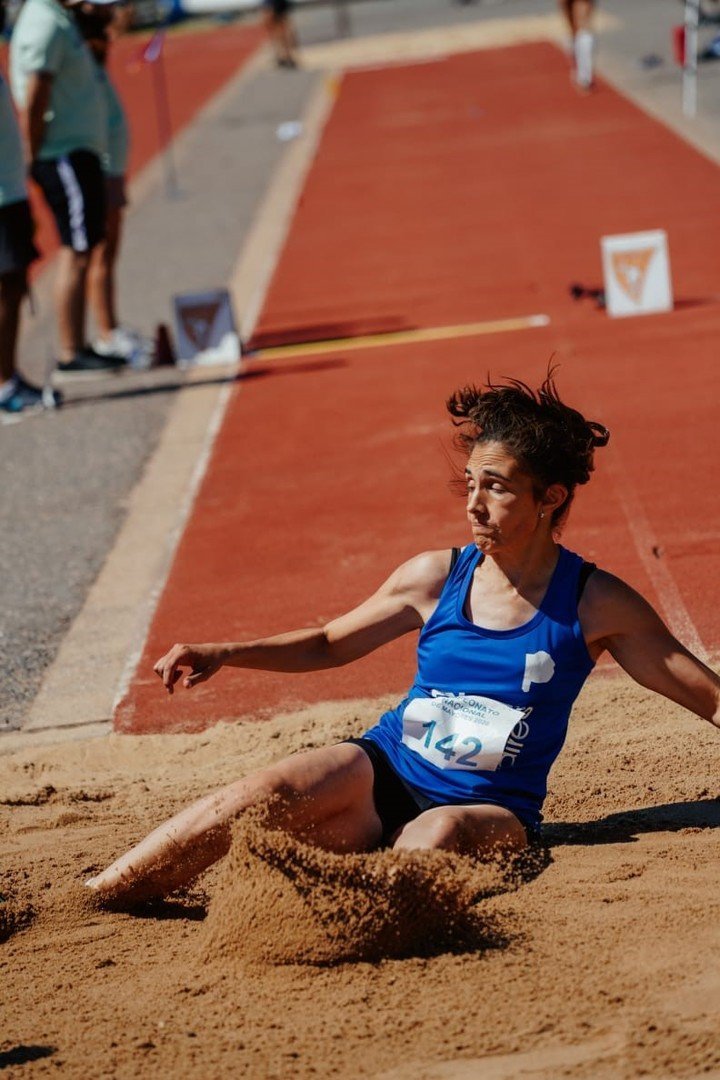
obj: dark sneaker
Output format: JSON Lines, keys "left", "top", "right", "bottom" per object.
{"left": 0, "top": 376, "right": 61, "bottom": 420}
{"left": 55, "top": 348, "right": 126, "bottom": 378}
{"left": 83, "top": 344, "right": 129, "bottom": 366}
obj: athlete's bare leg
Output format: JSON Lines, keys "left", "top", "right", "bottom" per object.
{"left": 391, "top": 803, "right": 528, "bottom": 857}
{"left": 86, "top": 742, "right": 382, "bottom": 904}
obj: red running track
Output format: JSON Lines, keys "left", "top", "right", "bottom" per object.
{"left": 116, "top": 43, "right": 720, "bottom": 734}
{"left": 4, "top": 20, "right": 265, "bottom": 276}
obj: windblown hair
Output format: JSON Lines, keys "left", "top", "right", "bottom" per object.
{"left": 446, "top": 370, "right": 609, "bottom": 523}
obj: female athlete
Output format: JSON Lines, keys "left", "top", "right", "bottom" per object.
{"left": 87, "top": 373, "right": 720, "bottom": 903}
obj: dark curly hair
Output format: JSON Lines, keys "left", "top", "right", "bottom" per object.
{"left": 446, "top": 370, "right": 609, "bottom": 524}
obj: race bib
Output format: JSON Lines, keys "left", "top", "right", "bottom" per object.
{"left": 402, "top": 692, "right": 531, "bottom": 772}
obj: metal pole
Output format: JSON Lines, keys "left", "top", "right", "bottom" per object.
{"left": 683, "top": 0, "right": 700, "bottom": 117}
{"left": 334, "top": 0, "right": 351, "bottom": 39}
{"left": 151, "top": 38, "right": 180, "bottom": 198}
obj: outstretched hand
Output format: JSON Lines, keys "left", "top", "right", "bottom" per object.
{"left": 153, "top": 643, "right": 223, "bottom": 694}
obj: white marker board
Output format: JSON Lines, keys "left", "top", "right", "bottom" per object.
{"left": 601, "top": 230, "right": 673, "bottom": 318}
{"left": 173, "top": 288, "right": 241, "bottom": 365}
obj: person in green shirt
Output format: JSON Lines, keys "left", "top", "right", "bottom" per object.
{"left": 10, "top": 0, "right": 126, "bottom": 374}
{"left": 0, "top": 64, "right": 59, "bottom": 416}
{"left": 84, "top": 14, "right": 146, "bottom": 365}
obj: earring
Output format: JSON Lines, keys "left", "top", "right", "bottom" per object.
{"left": 539, "top": 511, "right": 545, "bottom": 519}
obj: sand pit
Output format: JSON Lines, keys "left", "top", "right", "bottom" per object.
{"left": 2, "top": 675, "right": 720, "bottom": 1077}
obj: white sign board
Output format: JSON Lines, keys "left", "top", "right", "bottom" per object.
{"left": 172, "top": 288, "right": 241, "bottom": 366}
{"left": 600, "top": 230, "right": 673, "bottom": 318}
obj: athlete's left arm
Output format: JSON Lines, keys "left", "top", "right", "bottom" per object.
{"left": 579, "top": 570, "right": 720, "bottom": 729}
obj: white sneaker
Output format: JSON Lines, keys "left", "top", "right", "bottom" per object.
{"left": 94, "top": 327, "right": 153, "bottom": 369}
{"left": 574, "top": 30, "right": 595, "bottom": 90}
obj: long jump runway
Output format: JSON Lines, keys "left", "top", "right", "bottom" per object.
{"left": 116, "top": 43, "right": 720, "bottom": 734}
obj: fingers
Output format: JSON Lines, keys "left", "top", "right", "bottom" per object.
{"left": 153, "top": 645, "right": 219, "bottom": 694}
{"left": 184, "top": 666, "right": 215, "bottom": 689}
{"left": 153, "top": 643, "right": 190, "bottom": 695}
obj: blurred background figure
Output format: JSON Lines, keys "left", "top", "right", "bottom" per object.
{"left": 558, "top": 0, "right": 595, "bottom": 91}
{"left": 10, "top": 0, "right": 127, "bottom": 375}
{"left": 81, "top": 5, "right": 148, "bottom": 366}
{"left": 264, "top": 0, "right": 298, "bottom": 69}
{"left": 0, "top": 61, "right": 58, "bottom": 415}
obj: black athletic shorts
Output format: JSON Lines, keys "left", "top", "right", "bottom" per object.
{"left": 0, "top": 199, "right": 38, "bottom": 276}
{"left": 30, "top": 149, "right": 105, "bottom": 252}
{"left": 346, "top": 737, "right": 446, "bottom": 845}
{"left": 346, "top": 736, "right": 541, "bottom": 847}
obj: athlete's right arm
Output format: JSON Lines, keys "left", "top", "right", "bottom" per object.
{"left": 154, "top": 549, "right": 454, "bottom": 694}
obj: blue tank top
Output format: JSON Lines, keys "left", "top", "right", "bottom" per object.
{"left": 363, "top": 544, "right": 595, "bottom": 828}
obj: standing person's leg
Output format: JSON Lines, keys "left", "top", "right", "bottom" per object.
{"left": 265, "top": 0, "right": 298, "bottom": 67}
{"left": 568, "top": 0, "right": 595, "bottom": 89}
{"left": 0, "top": 199, "right": 57, "bottom": 414}
{"left": 557, "top": 0, "right": 576, "bottom": 34}
{"left": 31, "top": 150, "right": 124, "bottom": 372}
{"left": 86, "top": 742, "right": 382, "bottom": 904}
{"left": 0, "top": 200, "right": 37, "bottom": 390}
{"left": 278, "top": 10, "right": 298, "bottom": 67}
{"left": 55, "top": 246, "right": 91, "bottom": 362}
{"left": 0, "top": 270, "right": 26, "bottom": 389}
{"left": 87, "top": 202, "right": 121, "bottom": 344}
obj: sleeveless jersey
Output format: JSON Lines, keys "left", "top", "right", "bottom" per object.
{"left": 362, "top": 544, "right": 595, "bottom": 828}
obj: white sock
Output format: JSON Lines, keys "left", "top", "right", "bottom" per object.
{"left": 575, "top": 30, "right": 595, "bottom": 87}
{"left": 0, "top": 376, "right": 18, "bottom": 403}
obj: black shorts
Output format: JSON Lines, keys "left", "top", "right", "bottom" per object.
{"left": 346, "top": 737, "right": 443, "bottom": 845}
{"left": 346, "top": 736, "right": 541, "bottom": 847}
{"left": 0, "top": 199, "right": 38, "bottom": 276}
{"left": 31, "top": 149, "right": 105, "bottom": 252}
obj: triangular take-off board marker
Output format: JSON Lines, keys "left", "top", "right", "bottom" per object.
{"left": 610, "top": 247, "right": 655, "bottom": 305}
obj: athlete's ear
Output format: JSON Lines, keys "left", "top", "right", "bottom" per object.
{"left": 540, "top": 483, "right": 568, "bottom": 518}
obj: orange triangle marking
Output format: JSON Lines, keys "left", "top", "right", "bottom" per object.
{"left": 610, "top": 247, "right": 656, "bottom": 305}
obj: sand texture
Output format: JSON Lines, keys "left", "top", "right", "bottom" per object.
{"left": 2, "top": 675, "right": 720, "bottom": 1078}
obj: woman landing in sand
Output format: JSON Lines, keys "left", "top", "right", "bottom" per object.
{"left": 87, "top": 373, "right": 720, "bottom": 903}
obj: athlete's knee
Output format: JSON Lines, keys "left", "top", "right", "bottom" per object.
{"left": 393, "top": 806, "right": 527, "bottom": 856}
{"left": 392, "top": 808, "right": 468, "bottom": 852}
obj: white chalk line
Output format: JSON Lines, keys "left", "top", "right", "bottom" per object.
{"left": 606, "top": 447, "right": 709, "bottom": 663}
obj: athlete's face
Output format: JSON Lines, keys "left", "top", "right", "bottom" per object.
{"left": 464, "top": 442, "right": 557, "bottom": 553}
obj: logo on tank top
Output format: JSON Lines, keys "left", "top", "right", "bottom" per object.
{"left": 522, "top": 651, "right": 556, "bottom": 693}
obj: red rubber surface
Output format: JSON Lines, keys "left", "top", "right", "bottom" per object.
{"left": 116, "top": 43, "right": 720, "bottom": 734}
{"left": 22, "top": 20, "right": 264, "bottom": 276}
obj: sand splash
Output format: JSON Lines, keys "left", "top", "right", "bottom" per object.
{"left": 202, "top": 815, "right": 515, "bottom": 967}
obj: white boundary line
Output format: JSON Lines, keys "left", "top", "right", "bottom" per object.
{"left": 606, "top": 448, "right": 709, "bottom": 663}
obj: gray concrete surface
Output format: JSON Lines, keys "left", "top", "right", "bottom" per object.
{"left": 2, "top": 0, "right": 719, "bottom": 735}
